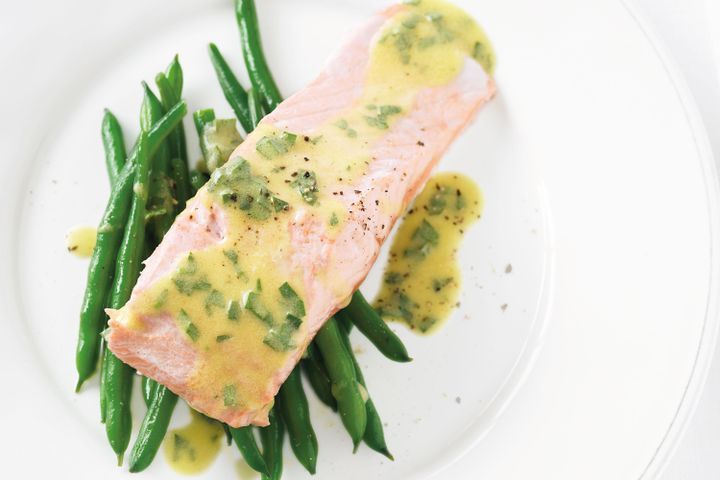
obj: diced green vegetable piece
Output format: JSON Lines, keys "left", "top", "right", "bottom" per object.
{"left": 291, "top": 170, "right": 319, "bottom": 205}
{"left": 279, "top": 282, "right": 305, "bottom": 317}
{"left": 223, "top": 384, "right": 237, "bottom": 406}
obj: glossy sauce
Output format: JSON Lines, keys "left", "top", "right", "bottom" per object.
{"left": 163, "top": 410, "right": 224, "bottom": 475}
{"left": 374, "top": 172, "right": 482, "bottom": 333}
{"left": 120, "top": 0, "right": 495, "bottom": 415}
{"left": 66, "top": 226, "right": 97, "bottom": 258}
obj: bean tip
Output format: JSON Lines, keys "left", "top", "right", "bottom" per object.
{"left": 75, "top": 378, "right": 84, "bottom": 393}
{"left": 381, "top": 449, "right": 394, "bottom": 461}
{"left": 116, "top": 453, "right": 124, "bottom": 467}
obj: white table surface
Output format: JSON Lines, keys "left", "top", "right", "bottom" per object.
{"left": 631, "top": 0, "right": 720, "bottom": 478}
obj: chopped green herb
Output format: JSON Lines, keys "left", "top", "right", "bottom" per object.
{"left": 256, "top": 278, "right": 262, "bottom": 292}
{"left": 310, "top": 135, "right": 323, "bottom": 145}
{"left": 263, "top": 314, "right": 303, "bottom": 352}
{"left": 255, "top": 131, "right": 297, "bottom": 159}
{"left": 427, "top": 191, "right": 447, "bottom": 215}
{"left": 365, "top": 115, "right": 389, "bottom": 130}
{"left": 291, "top": 170, "right": 319, "bottom": 205}
{"left": 245, "top": 291, "right": 273, "bottom": 325}
{"left": 205, "top": 289, "right": 226, "bottom": 314}
{"left": 404, "top": 219, "right": 439, "bottom": 259}
{"left": 418, "top": 316, "right": 437, "bottom": 333}
{"left": 378, "top": 291, "right": 418, "bottom": 321}
{"left": 402, "top": 14, "right": 421, "bottom": 29}
{"left": 279, "top": 282, "right": 305, "bottom": 317}
{"left": 223, "top": 384, "right": 237, "bottom": 407}
{"left": 223, "top": 249, "right": 238, "bottom": 264}
{"left": 334, "top": 119, "right": 348, "bottom": 130}
{"left": 379, "top": 105, "right": 402, "bottom": 116}
{"left": 347, "top": 128, "right": 358, "bottom": 138}
{"left": 154, "top": 289, "right": 169, "bottom": 309}
{"left": 384, "top": 272, "right": 405, "bottom": 285}
{"left": 365, "top": 105, "right": 402, "bottom": 130}
{"left": 456, "top": 190, "right": 466, "bottom": 210}
{"left": 208, "top": 159, "right": 287, "bottom": 221}
{"left": 216, "top": 334, "right": 232, "bottom": 343}
{"left": 179, "top": 253, "right": 197, "bottom": 275}
{"left": 432, "top": 277, "right": 454, "bottom": 292}
{"left": 178, "top": 309, "right": 200, "bottom": 341}
{"left": 173, "top": 277, "right": 212, "bottom": 296}
{"left": 329, "top": 212, "right": 339, "bottom": 226}
{"left": 172, "top": 434, "right": 196, "bottom": 462}
{"left": 227, "top": 300, "right": 240, "bottom": 321}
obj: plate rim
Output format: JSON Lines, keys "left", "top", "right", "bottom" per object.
{"left": 618, "top": 0, "right": 720, "bottom": 478}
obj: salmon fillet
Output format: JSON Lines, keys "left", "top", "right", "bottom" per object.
{"left": 107, "top": 1, "right": 496, "bottom": 427}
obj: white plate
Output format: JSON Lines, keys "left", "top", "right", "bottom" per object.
{"left": 0, "top": 0, "right": 717, "bottom": 479}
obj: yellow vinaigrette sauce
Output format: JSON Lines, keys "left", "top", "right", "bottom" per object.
{"left": 374, "top": 173, "right": 482, "bottom": 334}
{"left": 66, "top": 226, "right": 97, "bottom": 258}
{"left": 122, "top": 0, "right": 495, "bottom": 416}
{"left": 164, "top": 410, "right": 224, "bottom": 474}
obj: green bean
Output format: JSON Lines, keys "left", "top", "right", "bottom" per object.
{"left": 277, "top": 368, "right": 318, "bottom": 474}
{"left": 189, "top": 169, "right": 210, "bottom": 195}
{"left": 140, "top": 82, "right": 170, "bottom": 174}
{"left": 101, "top": 109, "right": 126, "bottom": 185}
{"left": 338, "top": 325, "right": 393, "bottom": 460}
{"left": 141, "top": 376, "right": 158, "bottom": 408}
{"left": 207, "top": 43, "right": 253, "bottom": 133}
{"left": 103, "top": 131, "right": 152, "bottom": 465}
{"left": 156, "top": 65, "right": 191, "bottom": 212}
{"left": 75, "top": 101, "right": 187, "bottom": 391}
{"left": 230, "top": 426, "right": 270, "bottom": 476}
{"left": 336, "top": 309, "right": 353, "bottom": 335}
{"left": 260, "top": 407, "right": 284, "bottom": 480}
{"left": 344, "top": 291, "right": 411, "bottom": 363}
{"left": 315, "top": 317, "right": 367, "bottom": 450}
{"left": 235, "top": 0, "right": 282, "bottom": 111}
{"left": 128, "top": 385, "right": 179, "bottom": 472}
{"left": 302, "top": 343, "right": 337, "bottom": 411}
{"left": 141, "top": 82, "right": 174, "bottom": 242}
{"left": 247, "top": 86, "right": 264, "bottom": 129}
{"left": 166, "top": 54, "right": 183, "bottom": 100}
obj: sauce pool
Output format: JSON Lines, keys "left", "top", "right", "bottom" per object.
{"left": 66, "top": 226, "right": 97, "bottom": 258}
{"left": 163, "top": 409, "right": 224, "bottom": 475}
{"left": 374, "top": 172, "right": 482, "bottom": 334}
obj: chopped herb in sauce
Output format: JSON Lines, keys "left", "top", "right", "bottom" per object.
{"left": 154, "top": 289, "right": 169, "bottom": 309}
{"left": 227, "top": 300, "right": 240, "bottom": 321}
{"left": 329, "top": 212, "right": 339, "bottom": 226}
{"left": 255, "top": 131, "right": 297, "bottom": 159}
{"left": 403, "top": 219, "right": 439, "bottom": 258}
{"left": 432, "top": 277, "right": 454, "bottom": 292}
{"left": 291, "top": 170, "right": 319, "bottom": 205}
{"left": 204, "top": 289, "right": 226, "bottom": 314}
{"left": 245, "top": 291, "right": 273, "bottom": 325}
{"left": 216, "top": 334, "right": 232, "bottom": 343}
{"left": 365, "top": 105, "right": 402, "bottom": 129}
{"left": 223, "top": 384, "right": 237, "bottom": 407}
{"left": 173, "top": 254, "right": 212, "bottom": 295}
{"left": 208, "top": 159, "right": 288, "bottom": 221}
{"left": 172, "top": 434, "right": 196, "bottom": 462}
{"left": 279, "top": 282, "right": 305, "bottom": 317}
{"left": 178, "top": 309, "right": 200, "bottom": 341}
{"left": 263, "top": 314, "right": 302, "bottom": 352}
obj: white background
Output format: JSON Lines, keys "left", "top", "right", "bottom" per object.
{"left": 636, "top": 0, "right": 720, "bottom": 478}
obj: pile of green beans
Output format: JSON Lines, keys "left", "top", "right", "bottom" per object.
{"left": 75, "top": 0, "right": 412, "bottom": 476}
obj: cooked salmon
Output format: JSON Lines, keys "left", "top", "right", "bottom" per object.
{"left": 106, "top": 0, "right": 496, "bottom": 427}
